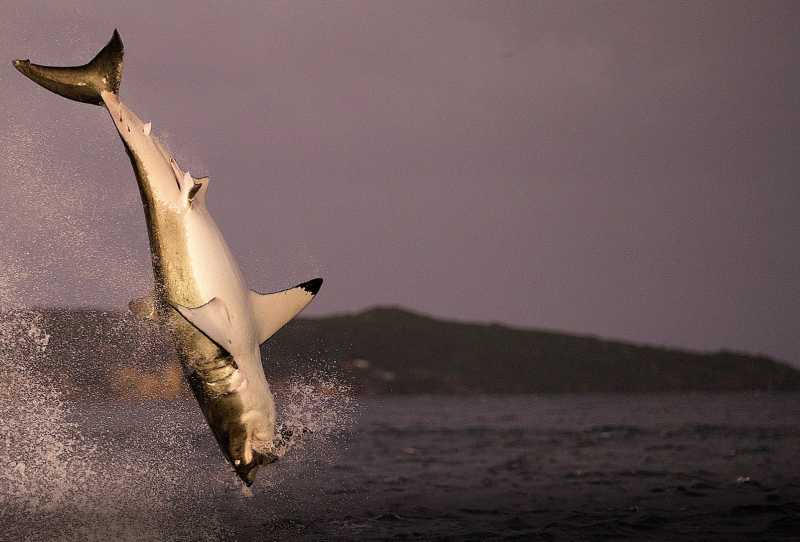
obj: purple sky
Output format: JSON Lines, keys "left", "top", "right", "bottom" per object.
{"left": 0, "top": 1, "right": 798, "bottom": 364}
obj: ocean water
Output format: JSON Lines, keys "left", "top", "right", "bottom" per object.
{"left": 2, "top": 311, "right": 800, "bottom": 541}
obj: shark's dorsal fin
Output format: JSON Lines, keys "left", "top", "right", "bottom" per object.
{"left": 177, "top": 171, "right": 209, "bottom": 208}
{"left": 179, "top": 171, "right": 194, "bottom": 192}
{"left": 250, "top": 278, "right": 323, "bottom": 345}
{"left": 171, "top": 297, "right": 233, "bottom": 349}
{"left": 188, "top": 177, "right": 209, "bottom": 207}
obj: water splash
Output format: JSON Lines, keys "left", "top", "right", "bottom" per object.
{"left": 272, "top": 373, "right": 358, "bottom": 459}
{"left": 0, "top": 309, "right": 95, "bottom": 538}
{"left": 0, "top": 307, "right": 232, "bottom": 541}
{"left": 0, "top": 303, "right": 358, "bottom": 540}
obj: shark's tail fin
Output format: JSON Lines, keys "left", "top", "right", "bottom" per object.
{"left": 13, "top": 29, "right": 123, "bottom": 106}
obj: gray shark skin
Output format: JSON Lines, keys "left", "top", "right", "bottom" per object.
{"left": 13, "top": 30, "right": 323, "bottom": 486}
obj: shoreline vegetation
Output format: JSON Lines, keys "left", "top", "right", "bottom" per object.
{"left": 11, "top": 306, "right": 800, "bottom": 397}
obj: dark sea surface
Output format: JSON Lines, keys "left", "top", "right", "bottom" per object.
{"left": 3, "top": 378, "right": 800, "bottom": 541}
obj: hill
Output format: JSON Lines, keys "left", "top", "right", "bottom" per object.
{"left": 268, "top": 306, "right": 800, "bottom": 394}
{"left": 9, "top": 306, "right": 800, "bottom": 395}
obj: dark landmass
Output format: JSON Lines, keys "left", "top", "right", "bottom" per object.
{"left": 271, "top": 306, "right": 800, "bottom": 394}
{"left": 16, "top": 306, "right": 800, "bottom": 396}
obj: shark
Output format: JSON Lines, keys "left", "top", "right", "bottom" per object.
{"left": 13, "top": 30, "right": 323, "bottom": 486}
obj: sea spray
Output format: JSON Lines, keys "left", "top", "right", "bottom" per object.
{"left": 0, "top": 308, "right": 96, "bottom": 538}
{"left": 273, "top": 373, "right": 358, "bottom": 459}
{"left": 0, "top": 305, "right": 358, "bottom": 540}
{"left": 0, "top": 307, "right": 231, "bottom": 541}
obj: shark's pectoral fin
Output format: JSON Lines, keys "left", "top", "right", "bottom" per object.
{"left": 128, "top": 292, "right": 157, "bottom": 321}
{"left": 170, "top": 297, "right": 234, "bottom": 350}
{"left": 250, "top": 278, "right": 323, "bottom": 345}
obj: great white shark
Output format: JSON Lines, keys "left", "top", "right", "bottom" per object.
{"left": 13, "top": 30, "right": 323, "bottom": 485}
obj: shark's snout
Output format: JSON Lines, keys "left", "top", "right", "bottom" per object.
{"left": 233, "top": 450, "right": 278, "bottom": 486}
{"left": 220, "top": 415, "right": 279, "bottom": 486}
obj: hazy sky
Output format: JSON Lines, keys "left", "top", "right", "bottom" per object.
{"left": 0, "top": 1, "right": 798, "bottom": 364}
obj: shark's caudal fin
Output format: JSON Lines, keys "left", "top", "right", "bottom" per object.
{"left": 250, "top": 278, "right": 323, "bottom": 345}
{"left": 13, "top": 29, "right": 123, "bottom": 105}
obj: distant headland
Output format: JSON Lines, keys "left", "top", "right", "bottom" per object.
{"left": 16, "top": 307, "right": 800, "bottom": 396}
